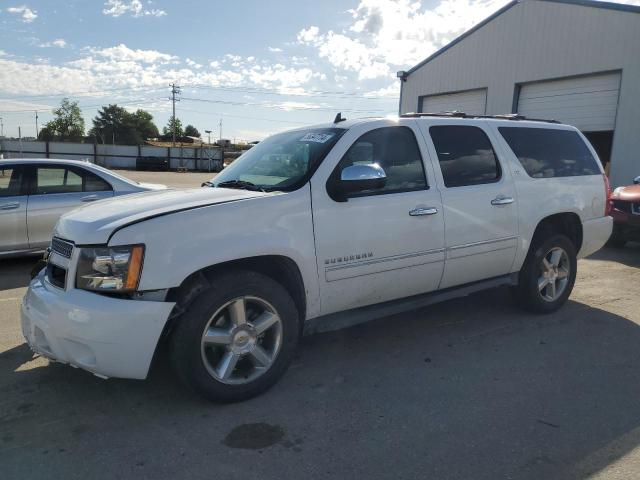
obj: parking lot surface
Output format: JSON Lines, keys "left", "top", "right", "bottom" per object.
{"left": 1, "top": 171, "right": 639, "bottom": 479}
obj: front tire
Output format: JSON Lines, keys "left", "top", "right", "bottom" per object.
{"left": 170, "top": 270, "right": 299, "bottom": 403}
{"left": 514, "top": 234, "right": 577, "bottom": 314}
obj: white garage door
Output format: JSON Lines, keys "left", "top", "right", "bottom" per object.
{"left": 517, "top": 72, "right": 620, "bottom": 131}
{"left": 419, "top": 89, "right": 487, "bottom": 115}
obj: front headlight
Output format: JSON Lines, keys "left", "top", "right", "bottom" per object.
{"left": 76, "top": 245, "right": 144, "bottom": 293}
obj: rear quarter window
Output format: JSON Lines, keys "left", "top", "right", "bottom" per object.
{"left": 498, "top": 127, "right": 601, "bottom": 178}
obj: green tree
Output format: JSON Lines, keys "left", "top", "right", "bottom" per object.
{"left": 39, "top": 98, "right": 84, "bottom": 141}
{"left": 90, "top": 104, "right": 129, "bottom": 144}
{"left": 132, "top": 109, "right": 159, "bottom": 140}
{"left": 163, "top": 116, "right": 184, "bottom": 138}
{"left": 184, "top": 124, "right": 200, "bottom": 137}
{"left": 89, "top": 105, "right": 159, "bottom": 145}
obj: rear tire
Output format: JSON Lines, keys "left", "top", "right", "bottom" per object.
{"left": 170, "top": 270, "right": 299, "bottom": 403}
{"left": 513, "top": 234, "right": 577, "bottom": 314}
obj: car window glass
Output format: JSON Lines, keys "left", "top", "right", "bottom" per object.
{"left": 335, "top": 126, "right": 427, "bottom": 195}
{"left": 0, "top": 167, "right": 23, "bottom": 197}
{"left": 498, "top": 127, "right": 601, "bottom": 178}
{"left": 83, "top": 171, "right": 112, "bottom": 192}
{"left": 429, "top": 125, "right": 501, "bottom": 188}
{"left": 36, "top": 167, "right": 83, "bottom": 194}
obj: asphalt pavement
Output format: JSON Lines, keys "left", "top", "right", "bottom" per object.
{"left": 1, "top": 244, "right": 639, "bottom": 479}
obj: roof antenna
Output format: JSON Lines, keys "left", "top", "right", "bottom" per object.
{"left": 333, "top": 112, "right": 346, "bottom": 123}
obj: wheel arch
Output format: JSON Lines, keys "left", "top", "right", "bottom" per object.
{"left": 165, "top": 255, "right": 307, "bottom": 331}
{"left": 531, "top": 212, "right": 583, "bottom": 253}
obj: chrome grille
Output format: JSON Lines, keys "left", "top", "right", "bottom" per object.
{"left": 51, "top": 237, "right": 74, "bottom": 259}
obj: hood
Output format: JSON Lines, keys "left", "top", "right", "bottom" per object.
{"left": 612, "top": 184, "right": 640, "bottom": 201}
{"left": 55, "top": 187, "right": 268, "bottom": 245}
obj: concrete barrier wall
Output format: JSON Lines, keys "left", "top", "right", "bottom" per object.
{"left": 0, "top": 140, "right": 221, "bottom": 171}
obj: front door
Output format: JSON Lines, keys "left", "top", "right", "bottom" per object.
{"left": 26, "top": 165, "right": 113, "bottom": 248}
{"left": 311, "top": 121, "right": 446, "bottom": 315}
{"left": 0, "top": 165, "right": 28, "bottom": 253}
{"left": 419, "top": 121, "right": 519, "bottom": 288}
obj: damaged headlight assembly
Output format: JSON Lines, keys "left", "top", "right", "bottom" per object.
{"left": 76, "top": 245, "right": 144, "bottom": 293}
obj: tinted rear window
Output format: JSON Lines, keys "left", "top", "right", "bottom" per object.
{"left": 499, "top": 127, "right": 600, "bottom": 178}
{"left": 429, "top": 125, "right": 501, "bottom": 188}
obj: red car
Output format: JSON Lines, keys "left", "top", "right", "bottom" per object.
{"left": 609, "top": 176, "right": 640, "bottom": 247}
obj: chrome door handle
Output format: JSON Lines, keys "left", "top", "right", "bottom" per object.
{"left": 409, "top": 207, "right": 438, "bottom": 216}
{"left": 81, "top": 195, "right": 99, "bottom": 202}
{"left": 0, "top": 202, "right": 20, "bottom": 210}
{"left": 491, "top": 195, "right": 514, "bottom": 206}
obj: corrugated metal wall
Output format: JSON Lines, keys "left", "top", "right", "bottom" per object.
{"left": 0, "top": 140, "right": 222, "bottom": 171}
{"left": 420, "top": 89, "right": 487, "bottom": 115}
{"left": 401, "top": 0, "right": 640, "bottom": 186}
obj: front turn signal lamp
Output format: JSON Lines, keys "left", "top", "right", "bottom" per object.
{"left": 76, "top": 245, "right": 144, "bottom": 293}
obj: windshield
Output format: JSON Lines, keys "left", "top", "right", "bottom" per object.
{"left": 213, "top": 128, "right": 345, "bottom": 191}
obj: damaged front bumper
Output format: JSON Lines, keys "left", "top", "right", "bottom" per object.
{"left": 21, "top": 271, "right": 175, "bottom": 380}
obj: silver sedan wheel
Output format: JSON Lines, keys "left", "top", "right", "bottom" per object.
{"left": 200, "top": 296, "right": 283, "bottom": 385}
{"left": 538, "top": 247, "right": 570, "bottom": 302}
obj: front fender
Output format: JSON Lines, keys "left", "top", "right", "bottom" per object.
{"left": 109, "top": 185, "right": 321, "bottom": 318}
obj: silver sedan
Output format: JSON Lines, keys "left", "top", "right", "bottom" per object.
{"left": 0, "top": 158, "right": 166, "bottom": 257}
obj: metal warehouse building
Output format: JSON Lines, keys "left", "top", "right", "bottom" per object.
{"left": 398, "top": 0, "right": 640, "bottom": 187}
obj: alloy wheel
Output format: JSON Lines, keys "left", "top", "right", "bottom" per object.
{"left": 537, "top": 247, "right": 570, "bottom": 302}
{"left": 200, "top": 296, "right": 283, "bottom": 385}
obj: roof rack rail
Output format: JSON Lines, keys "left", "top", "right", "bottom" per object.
{"left": 401, "top": 111, "right": 468, "bottom": 118}
{"left": 400, "top": 111, "right": 560, "bottom": 124}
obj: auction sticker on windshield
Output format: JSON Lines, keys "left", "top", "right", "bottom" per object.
{"left": 299, "top": 132, "right": 335, "bottom": 143}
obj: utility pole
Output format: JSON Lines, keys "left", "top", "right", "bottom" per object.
{"left": 169, "top": 83, "right": 181, "bottom": 146}
{"left": 218, "top": 118, "right": 222, "bottom": 142}
{"left": 35, "top": 111, "right": 39, "bottom": 139}
{"left": 0, "top": 116, "right": 3, "bottom": 137}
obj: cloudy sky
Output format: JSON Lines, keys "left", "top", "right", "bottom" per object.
{"left": 0, "top": 0, "right": 638, "bottom": 141}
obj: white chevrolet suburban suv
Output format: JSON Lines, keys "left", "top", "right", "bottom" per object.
{"left": 21, "top": 114, "right": 613, "bottom": 402}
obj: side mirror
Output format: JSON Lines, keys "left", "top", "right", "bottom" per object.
{"left": 329, "top": 163, "right": 387, "bottom": 201}
{"left": 634, "top": 176, "right": 640, "bottom": 185}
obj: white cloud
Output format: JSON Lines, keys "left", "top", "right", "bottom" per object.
{"left": 186, "top": 58, "right": 203, "bottom": 69}
{"left": 268, "top": 47, "right": 283, "bottom": 53}
{"left": 275, "top": 101, "right": 322, "bottom": 112}
{"left": 365, "top": 83, "right": 399, "bottom": 98}
{"left": 297, "top": 26, "right": 320, "bottom": 44}
{"left": 85, "top": 44, "right": 178, "bottom": 64}
{"left": 0, "top": 42, "right": 318, "bottom": 99}
{"left": 295, "top": 0, "right": 515, "bottom": 79}
{"left": 39, "top": 39, "right": 67, "bottom": 48}
{"left": 102, "top": 0, "right": 166, "bottom": 18}
{"left": 0, "top": 99, "right": 59, "bottom": 113}
{"left": 7, "top": 5, "right": 38, "bottom": 23}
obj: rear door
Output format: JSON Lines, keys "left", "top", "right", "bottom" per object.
{"left": 418, "top": 121, "right": 519, "bottom": 288}
{"left": 26, "top": 164, "right": 113, "bottom": 248}
{"left": 0, "top": 164, "right": 29, "bottom": 253}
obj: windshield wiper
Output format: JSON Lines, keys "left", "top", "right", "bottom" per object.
{"left": 216, "top": 180, "right": 266, "bottom": 192}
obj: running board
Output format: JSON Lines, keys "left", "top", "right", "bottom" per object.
{"left": 303, "top": 273, "right": 518, "bottom": 335}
